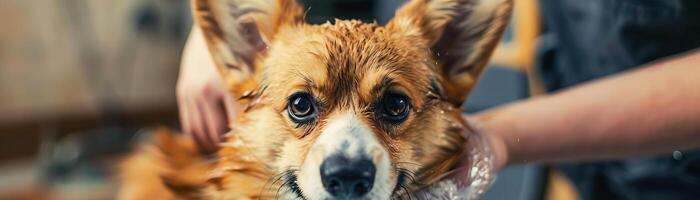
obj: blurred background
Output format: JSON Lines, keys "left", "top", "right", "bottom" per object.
{"left": 0, "top": 0, "right": 562, "bottom": 199}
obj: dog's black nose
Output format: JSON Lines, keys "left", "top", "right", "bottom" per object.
{"left": 320, "top": 156, "right": 376, "bottom": 198}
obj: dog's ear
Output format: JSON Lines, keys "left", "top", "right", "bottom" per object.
{"left": 191, "top": 0, "right": 304, "bottom": 95}
{"left": 388, "top": 0, "right": 513, "bottom": 104}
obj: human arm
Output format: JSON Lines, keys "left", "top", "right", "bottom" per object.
{"left": 477, "top": 49, "right": 700, "bottom": 170}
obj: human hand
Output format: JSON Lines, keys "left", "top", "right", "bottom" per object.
{"left": 468, "top": 115, "right": 508, "bottom": 171}
{"left": 416, "top": 116, "right": 508, "bottom": 199}
{"left": 177, "top": 28, "right": 239, "bottom": 154}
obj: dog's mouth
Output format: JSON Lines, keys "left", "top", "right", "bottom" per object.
{"left": 282, "top": 169, "right": 418, "bottom": 200}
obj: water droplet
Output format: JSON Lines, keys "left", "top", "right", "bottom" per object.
{"left": 242, "top": 90, "right": 252, "bottom": 97}
{"left": 673, "top": 150, "right": 683, "bottom": 160}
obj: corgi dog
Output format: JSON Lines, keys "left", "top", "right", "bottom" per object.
{"left": 118, "top": 0, "right": 512, "bottom": 199}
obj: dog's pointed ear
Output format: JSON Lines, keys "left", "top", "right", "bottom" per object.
{"left": 191, "top": 0, "right": 304, "bottom": 96}
{"left": 388, "top": 0, "right": 513, "bottom": 104}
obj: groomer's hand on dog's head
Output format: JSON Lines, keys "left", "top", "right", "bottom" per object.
{"left": 121, "top": 0, "right": 512, "bottom": 199}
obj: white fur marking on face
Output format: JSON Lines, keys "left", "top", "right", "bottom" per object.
{"left": 297, "top": 112, "right": 394, "bottom": 200}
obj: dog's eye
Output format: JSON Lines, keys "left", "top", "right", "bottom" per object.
{"left": 378, "top": 93, "right": 411, "bottom": 123}
{"left": 288, "top": 93, "right": 316, "bottom": 124}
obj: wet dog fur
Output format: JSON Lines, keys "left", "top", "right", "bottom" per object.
{"left": 118, "top": 0, "right": 512, "bottom": 199}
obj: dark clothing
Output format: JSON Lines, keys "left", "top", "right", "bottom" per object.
{"left": 538, "top": 0, "right": 700, "bottom": 92}
{"left": 536, "top": 0, "right": 700, "bottom": 199}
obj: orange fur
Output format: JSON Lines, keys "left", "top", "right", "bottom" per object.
{"left": 119, "top": 0, "right": 512, "bottom": 199}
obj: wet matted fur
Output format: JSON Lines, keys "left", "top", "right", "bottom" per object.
{"left": 118, "top": 0, "right": 512, "bottom": 199}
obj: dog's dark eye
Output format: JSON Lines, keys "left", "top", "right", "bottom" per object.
{"left": 288, "top": 93, "right": 316, "bottom": 124}
{"left": 378, "top": 93, "right": 411, "bottom": 123}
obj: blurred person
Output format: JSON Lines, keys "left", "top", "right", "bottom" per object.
{"left": 176, "top": 0, "right": 700, "bottom": 199}
{"left": 479, "top": 50, "right": 700, "bottom": 199}
{"left": 476, "top": 0, "right": 700, "bottom": 199}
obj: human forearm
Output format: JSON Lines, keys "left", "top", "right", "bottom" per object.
{"left": 478, "top": 50, "right": 700, "bottom": 169}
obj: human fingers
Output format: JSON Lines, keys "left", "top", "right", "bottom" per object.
{"left": 177, "top": 91, "right": 194, "bottom": 139}
{"left": 200, "top": 94, "right": 227, "bottom": 150}
{"left": 189, "top": 96, "right": 216, "bottom": 154}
